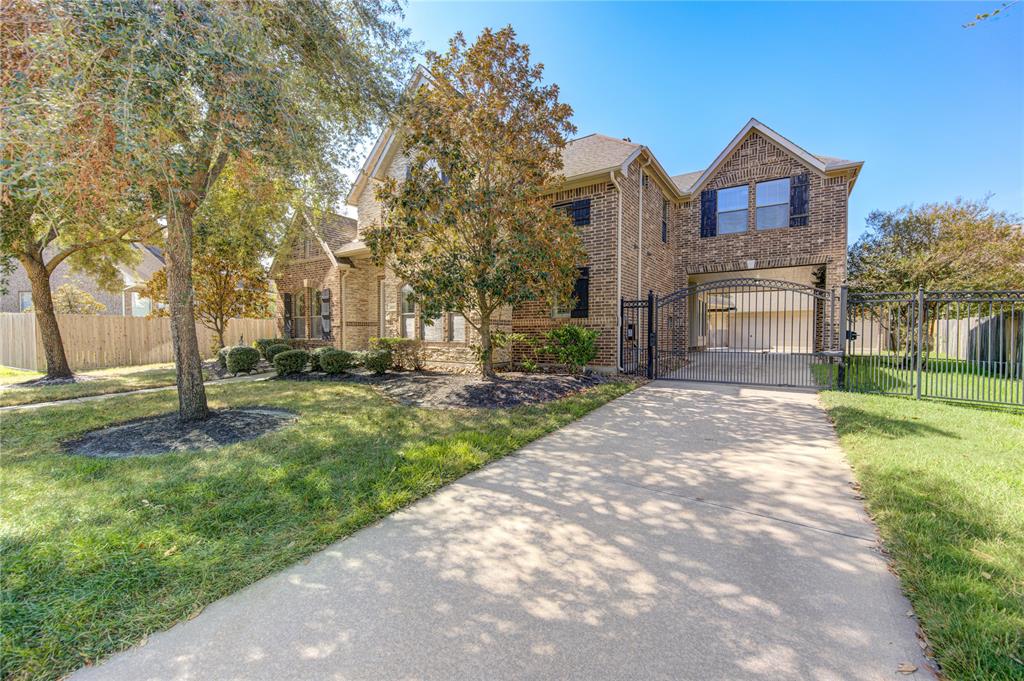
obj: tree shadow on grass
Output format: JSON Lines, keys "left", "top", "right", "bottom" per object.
{"left": 826, "top": 405, "right": 960, "bottom": 440}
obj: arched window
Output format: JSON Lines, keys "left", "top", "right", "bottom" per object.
{"left": 400, "top": 285, "right": 416, "bottom": 338}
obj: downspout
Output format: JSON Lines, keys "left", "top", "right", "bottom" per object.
{"left": 339, "top": 265, "right": 351, "bottom": 350}
{"left": 610, "top": 171, "right": 624, "bottom": 371}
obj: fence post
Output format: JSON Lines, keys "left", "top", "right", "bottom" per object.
{"left": 837, "top": 286, "right": 848, "bottom": 390}
{"left": 646, "top": 289, "right": 655, "bottom": 380}
{"left": 915, "top": 286, "right": 925, "bottom": 400}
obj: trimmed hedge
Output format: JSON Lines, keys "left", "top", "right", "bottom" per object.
{"left": 253, "top": 338, "right": 287, "bottom": 360}
{"left": 370, "top": 337, "right": 422, "bottom": 370}
{"left": 216, "top": 346, "right": 231, "bottom": 370}
{"left": 309, "top": 346, "right": 335, "bottom": 372}
{"left": 362, "top": 348, "right": 392, "bottom": 375}
{"left": 273, "top": 349, "right": 309, "bottom": 376}
{"left": 226, "top": 346, "right": 261, "bottom": 374}
{"left": 265, "top": 343, "right": 292, "bottom": 362}
{"left": 319, "top": 349, "right": 356, "bottom": 375}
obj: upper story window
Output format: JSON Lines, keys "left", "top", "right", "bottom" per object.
{"left": 554, "top": 198, "right": 591, "bottom": 226}
{"left": 756, "top": 178, "right": 790, "bottom": 229}
{"left": 716, "top": 185, "right": 748, "bottom": 234}
{"left": 661, "top": 199, "right": 669, "bottom": 243}
{"left": 399, "top": 284, "right": 416, "bottom": 338}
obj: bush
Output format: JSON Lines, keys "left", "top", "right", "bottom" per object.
{"left": 225, "top": 346, "right": 260, "bottom": 374}
{"left": 273, "top": 349, "right": 309, "bottom": 376}
{"left": 253, "top": 338, "right": 287, "bottom": 360}
{"left": 370, "top": 337, "right": 422, "bottom": 371}
{"left": 362, "top": 348, "right": 392, "bottom": 375}
{"left": 319, "top": 349, "right": 356, "bottom": 375}
{"left": 350, "top": 350, "right": 368, "bottom": 367}
{"left": 309, "top": 346, "right": 336, "bottom": 372}
{"left": 265, "top": 343, "right": 292, "bottom": 362}
{"left": 216, "top": 346, "right": 231, "bottom": 370}
{"left": 544, "top": 324, "right": 598, "bottom": 374}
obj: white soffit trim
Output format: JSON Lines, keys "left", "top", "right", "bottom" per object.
{"left": 684, "top": 118, "right": 828, "bottom": 198}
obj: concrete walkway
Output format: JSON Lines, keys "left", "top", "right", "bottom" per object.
{"left": 71, "top": 382, "right": 932, "bottom": 681}
{"left": 0, "top": 372, "right": 271, "bottom": 412}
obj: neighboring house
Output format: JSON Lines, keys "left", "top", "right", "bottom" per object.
{"left": 273, "top": 114, "right": 862, "bottom": 373}
{"left": 1, "top": 244, "right": 165, "bottom": 316}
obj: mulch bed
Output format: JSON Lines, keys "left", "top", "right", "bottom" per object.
{"left": 1, "top": 374, "right": 100, "bottom": 391}
{"left": 277, "top": 369, "right": 611, "bottom": 409}
{"left": 65, "top": 408, "right": 297, "bottom": 458}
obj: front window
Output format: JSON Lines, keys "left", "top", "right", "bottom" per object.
{"left": 756, "top": 178, "right": 790, "bottom": 229}
{"left": 131, "top": 292, "right": 152, "bottom": 317}
{"left": 421, "top": 314, "right": 443, "bottom": 342}
{"left": 716, "top": 185, "right": 748, "bottom": 234}
{"left": 18, "top": 291, "right": 31, "bottom": 311}
{"left": 399, "top": 285, "right": 416, "bottom": 338}
{"left": 449, "top": 313, "right": 466, "bottom": 342}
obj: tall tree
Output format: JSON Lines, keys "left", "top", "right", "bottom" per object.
{"left": 140, "top": 160, "right": 289, "bottom": 350}
{"left": 848, "top": 198, "right": 1024, "bottom": 291}
{"left": 367, "top": 27, "right": 584, "bottom": 376}
{"left": 59, "top": 0, "right": 413, "bottom": 420}
{"left": 1, "top": 1, "right": 158, "bottom": 379}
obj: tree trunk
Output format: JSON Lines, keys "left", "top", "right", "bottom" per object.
{"left": 478, "top": 310, "right": 495, "bottom": 378}
{"left": 166, "top": 205, "right": 209, "bottom": 421}
{"left": 22, "top": 255, "right": 73, "bottom": 379}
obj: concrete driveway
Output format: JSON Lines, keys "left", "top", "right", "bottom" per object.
{"left": 72, "top": 381, "right": 932, "bottom": 681}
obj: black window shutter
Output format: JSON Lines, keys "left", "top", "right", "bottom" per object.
{"left": 790, "top": 173, "right": 810, "bottom": 227}
{"left": 700, "top": 189, "right": 717, "bottom": 237}
{"left": 320, "top": 289, "right": 332, "bottom": 340}
{"left": 570, "top": 267, "right": 589, "bottom": 318}
{"left": 282, "top": 293, "right": 293, "bottom": 338}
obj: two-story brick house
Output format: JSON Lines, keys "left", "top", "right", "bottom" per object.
{"left": 272, "top": 117, "right": 862, "bottom": 373}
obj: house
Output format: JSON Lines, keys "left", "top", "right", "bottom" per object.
{"left": 1, "top": 244, "right": 166, "bottom": 316}
{"left": 272, "top": 117, "right": 862, "bottom": 373}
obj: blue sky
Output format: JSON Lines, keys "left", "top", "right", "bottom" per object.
{"left": 395, "top": 1, "right": 1023, "bottom": 243}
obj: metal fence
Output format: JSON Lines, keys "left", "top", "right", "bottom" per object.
{"left": 621, "top": 285, "right": 1024, "bottom": 409}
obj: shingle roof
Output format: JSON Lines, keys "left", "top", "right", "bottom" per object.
{"left": 814, "top": 154, "right": 860, "bottom": 171}
{"left": 315, "top": 213, "right": 358, "bottom": 250}
{"left": 561, "top": 134, "right": 641, "bottom": 179}
{"left": 670, "top": 170, "right": 703, "bottom": 193}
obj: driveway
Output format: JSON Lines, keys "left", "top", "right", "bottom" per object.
{"left": 72, "top": 382, "right": 932, "bottom": 681}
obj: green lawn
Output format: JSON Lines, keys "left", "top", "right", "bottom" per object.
{"left": 0, "top": 378, "right": 634, "bottom": 681}
{"left": 819, "top": 391, "right": 1024, "bottom": 681}
{"left": 0, "top": 363, "right": 190, "bottom": 408}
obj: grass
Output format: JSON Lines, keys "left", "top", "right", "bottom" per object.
{"left": 0, "top": 378, "right": 635, "bottom": 681}
{"left": 0, "top": 363, "right": 191, "bottom": 408}
{"left": 818, "top": 391, "right": 1024, "bottom": 681}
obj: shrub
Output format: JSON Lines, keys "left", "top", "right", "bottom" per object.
{"left": 370, "top": 337, "right": 422, "bottom": 370}
{"left": 273, "top": 349, "right": 309, "bottom": 376}
{"left": 490, "top": 330, "right": 538, "bottom": 369}
{"left": 225, "top": 346, "right": 260, "bottom": 374}
{"left": 265, "top": 343, "right": 292, "bottom": 362}
{"left": 544, "top": 324, "right": 598, "bottom": 374}
{"left": 309, "top": 346, "right": 336, "bottom": 372}
{"left": 216, "top": 346, "right": 231, "bottom": 370}
{"left": 362, "top": 348, "right": 392, "bottom": 375}
{"left": 253, "top": 338, "right": 287, "bottom": 360}
{"left": 319, "top": 349, "right": 356, "bottom": 375}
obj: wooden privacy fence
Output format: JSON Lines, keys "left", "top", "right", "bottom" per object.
{"left": 0, "top": 313, "right": 279, "bottom": 371}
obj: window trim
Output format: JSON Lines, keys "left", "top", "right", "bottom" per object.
{"left": 755, "top": 177, "right": 791, "bottom": 230}
{"left": 716, "top": 184, "right": 749, "bottom": 235}
{"left": 399, "top": 284, "right": 416, "bottom": 339}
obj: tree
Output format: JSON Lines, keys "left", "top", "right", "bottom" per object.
{"left": 58, "top": 0, "right": 413, "bottom": 420}
{"left": 367, "top": 27, "right": 585, "bottom": 377}
{"left": 141, "top": 160, "right": 288, "bottom": 350}
{"left": 49, "top": 284, "right": 107, "bottom": 315}
{"left": 848, "top": 198, "right": 1024, "bottom": 291}
{"left": 1, "top": 1, "right": 158, "bottom": 379}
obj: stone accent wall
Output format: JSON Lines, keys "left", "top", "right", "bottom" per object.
{"left": 673, "top": 129, "right": 851, "bottom": 291}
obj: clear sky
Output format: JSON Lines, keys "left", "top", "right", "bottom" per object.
{"left": 394, "top": 1, "right": 1023, "bottom": 244}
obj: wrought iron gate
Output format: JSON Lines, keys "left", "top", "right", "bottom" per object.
{"left": 621, "top": 278, "right": 841, "bottom": 388}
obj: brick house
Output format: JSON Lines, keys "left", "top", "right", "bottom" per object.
{"left": 272, "top": 117, "right": 862, "bottom": 373}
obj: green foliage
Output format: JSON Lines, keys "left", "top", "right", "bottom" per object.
{"left": 367, "top": 27, "right": 584, "bottom": 376}
{"left": 544, "top": 324, "right": 599, "bottom": 373}
{"left": 264, "top": 343, "right": 292, "bottom": 362}
{"left": 253, "top": 338, "right": 286, "bottom": 360}
{"left": 226, "top": 346, "right": 260, "bottom": 375}
{"left": 308, "top": 346, "right": 336, "bottom": 372}
{"left": 848, "top": 198, "right": 1024, "bottom": 291}
{"left": 48, "top": 284, "right": 107, "bottom": 315}
{"left": 318, "top": 349, "right": 356, "bottom": 375}
{"left": 370, "top": 337, "right": 423, "bottom": 371}
{"left": 491, "top": 330, "right": 540, "bottom": 370}
{"left": 362, "top": 348, "right": 393, "bottom": 375}
{"left": 217, "top": 346, "right": 231, "bottom": 370}
{"left": 272, "top": 349, "right": 309, "bottom": 376}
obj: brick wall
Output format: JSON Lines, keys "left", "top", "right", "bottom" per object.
{"left": 673, "top": 129, "right": 851, "bottom": 291}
